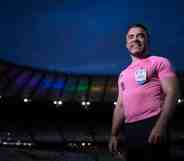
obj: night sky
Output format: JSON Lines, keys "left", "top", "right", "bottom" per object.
{"left": 0, "top": 0, "right": 183, "bottom": 75}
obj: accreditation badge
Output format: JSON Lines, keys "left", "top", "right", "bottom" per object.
{"left": 134, "top": 68, "right": 147, "bottom": 85}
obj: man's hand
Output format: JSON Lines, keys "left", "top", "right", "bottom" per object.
{"left": 109, "top": 135, "right": 118, "bottom": 153}
{"left": 148, "top": 122, "right": 167, "bottom": 144}
{"left": 109, "top": 135, "right": 126, "bottom": 160}
{"left": 148, "top": 75, "right": 178, "bottom": 145}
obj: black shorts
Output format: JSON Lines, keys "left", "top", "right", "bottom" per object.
{"left": 123, "top": 115, "right": 171, "bottom": 161}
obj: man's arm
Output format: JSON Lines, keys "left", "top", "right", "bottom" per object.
{"left": 111, "top": 95, "right": 125, "bottom": 137}
{"left": 109, "top": 95, "right": 125, "bottom": 152}
{"left": 148, "top": 76, "right": 179, "bottom": 144}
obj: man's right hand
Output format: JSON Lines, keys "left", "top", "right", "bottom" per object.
{"left": 109, "top": 135, "right": 118, "bottom": 153}
{"left": 109, "top": 135, "right": 127, "bottom": 160}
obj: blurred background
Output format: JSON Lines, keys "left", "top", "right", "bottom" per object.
{"left": 0, "top": 0, "right": 184, "bottom": 161}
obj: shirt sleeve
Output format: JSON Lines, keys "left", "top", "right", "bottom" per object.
{"left": 118, "top": 72, "right": 124, "bottom": 96}
{"left": 156, "top": 57, "right": 176, "bottom": 80}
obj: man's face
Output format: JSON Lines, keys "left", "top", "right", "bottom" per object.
{"left": 126, "top": 27, "right": 148, "bottom": 56}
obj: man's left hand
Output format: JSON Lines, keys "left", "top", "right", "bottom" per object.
{"left": 148, "top": 123, "right": 167, "bottom": 144}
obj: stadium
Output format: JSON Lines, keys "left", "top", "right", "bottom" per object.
{"left": 0, "top": 0, "right": 184, "bottom": 161}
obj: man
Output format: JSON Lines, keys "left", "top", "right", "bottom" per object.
{"left": 109, "top": 24, "right": 179, "bottom": 161}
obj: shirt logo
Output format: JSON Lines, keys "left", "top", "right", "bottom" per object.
{"left": 134, "top": 68, "right": 147, "bottom": 85}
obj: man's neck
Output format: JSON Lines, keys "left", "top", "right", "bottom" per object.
{"left": 130, "top": 53, "right": 148, "bottom": 63}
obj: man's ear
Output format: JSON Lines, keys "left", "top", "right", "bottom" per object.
{"left": 125, "top": 41, "right": 128, "bottom": 49}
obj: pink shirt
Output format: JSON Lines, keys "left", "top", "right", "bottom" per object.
{"left": 118, "top": 56, "right": 176, "bottom": 123}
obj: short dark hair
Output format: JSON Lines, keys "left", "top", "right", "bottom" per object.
{"left": 126, "top": 24, "right": 150, "bottom": 39}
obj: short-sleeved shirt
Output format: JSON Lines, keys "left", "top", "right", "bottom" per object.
{"left": 118, "top": 55, "right": 176, "bottom": 123}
